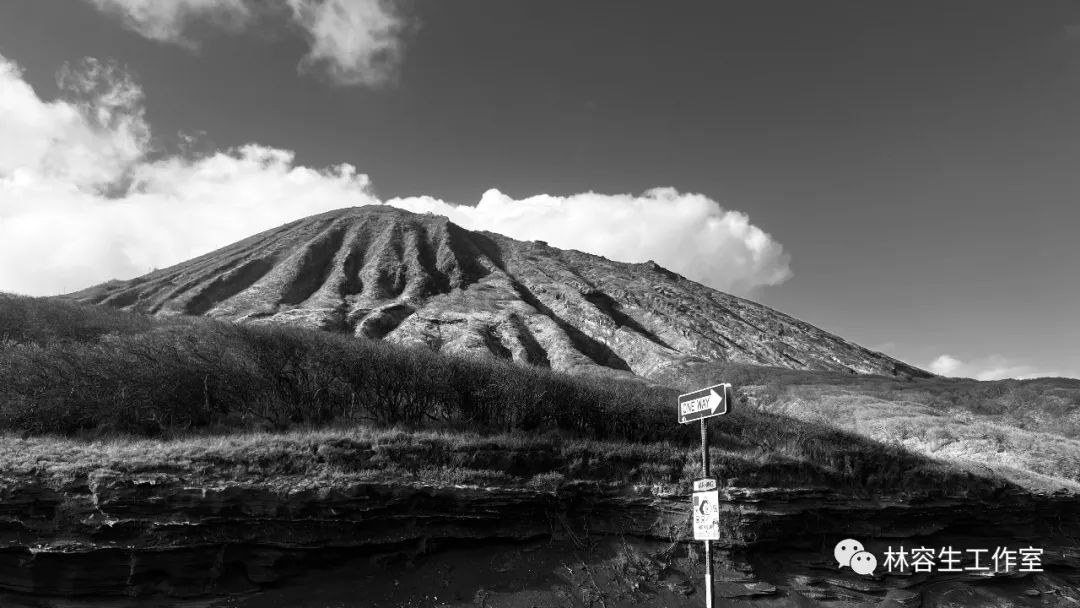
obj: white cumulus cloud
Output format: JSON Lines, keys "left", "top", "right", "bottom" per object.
{"left": 928, "top": 354, "right": 963, "bottom": 376}
{"left": 0, "top": 53, "right": 790, "bottom": 299}
{"left": 83, "top": 0, "right": 410, "bottom": 86}
{"left": 0, "top": 54, "right": 377, "bottom": 296}
{"left": 389, "top": 189, "right": 792, "bottom": 294}
{"left": 0, "top": 57, "right": 148, "bottom": 189}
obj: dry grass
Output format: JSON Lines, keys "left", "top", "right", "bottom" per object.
{"left": 0, "top": 418, "right": 991, "bottom": 499}
{"left": 745, "top": 382, "right": 1080, "bottom": 492}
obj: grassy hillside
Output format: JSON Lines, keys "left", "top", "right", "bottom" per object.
{"left": 671, "top": 361, "right": 1080, "bottom": 491}
{"left": 0, "top": 293, "right": 1074, "bottom": 495}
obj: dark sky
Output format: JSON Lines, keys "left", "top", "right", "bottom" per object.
{"left": 1, "top": 0, "right": 1078, "bottom": 377}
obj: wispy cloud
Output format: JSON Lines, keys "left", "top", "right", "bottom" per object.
{"left": 0, "top": 54, "right": 791, "bottom": 298}
{"left": 87, "top": 0, "right": 253, "bottom": 49}
{"left": 287, "top": 0, "right": 410, "bottom": 87}
{"left": 928, "top": 354, "right": 1076, "bottom": 380}
{"left": 83, "top": 0, "right": 411, "bottom": 86}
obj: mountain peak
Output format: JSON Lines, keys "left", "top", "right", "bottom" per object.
{"left": 69, "top": 206, "right": 928, "bottom": 381}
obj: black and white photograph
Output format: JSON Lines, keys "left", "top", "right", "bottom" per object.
{"left": 1, "top": 1, "right": 1079, "bottom": 606}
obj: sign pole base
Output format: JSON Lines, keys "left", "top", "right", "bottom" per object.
{"left": 705, "top": 539, "right": 713, "bottom": 608}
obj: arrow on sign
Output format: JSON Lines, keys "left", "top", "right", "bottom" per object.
{"left": 705, "top": 388, "right": 722, "bottom": 413}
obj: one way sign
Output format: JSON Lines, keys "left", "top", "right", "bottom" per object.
{"left": 678, "top": 383, "right": 732, "bottom": 424}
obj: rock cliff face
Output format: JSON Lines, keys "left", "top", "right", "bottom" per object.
{"left": 69, "top": 206, "right": 928, "bottom": 382}
{"left": 0, "top": 475, "right": 1077, "bottom": 605}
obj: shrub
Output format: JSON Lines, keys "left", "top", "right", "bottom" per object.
{"left": 0, "top": 294, "right": 690, "bottom": 441}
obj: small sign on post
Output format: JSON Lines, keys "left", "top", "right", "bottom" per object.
{"left": 693, "top": 478, "right": 717, "bottom": 492}
{"left": 692, "top": 488, "right": 720, "bottom": 540}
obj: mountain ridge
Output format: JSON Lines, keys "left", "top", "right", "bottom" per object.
{"left": 68, "top": 205, "right": 930, "bottom": 381}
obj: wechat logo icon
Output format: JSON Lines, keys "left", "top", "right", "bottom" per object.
{"left": 834, "top": 539, "right": 877, "bottom": 575}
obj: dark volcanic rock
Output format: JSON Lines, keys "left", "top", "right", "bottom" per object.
{"left": 0, "top": 474, "right": 1078, "bottom": 603}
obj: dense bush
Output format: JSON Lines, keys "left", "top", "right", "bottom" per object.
{"left": 0, "top": 294, "right": 690, "bottom": 440}
{"left": 0, "top": 292, "right": 173, "bottom": 344}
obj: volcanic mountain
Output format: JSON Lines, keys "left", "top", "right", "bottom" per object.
{"left": 69, "top": 206, "right": 928, "bottom": 381}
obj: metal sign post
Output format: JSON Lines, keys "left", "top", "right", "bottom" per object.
{"left": 702, "top": 417, "right": 714, "bottom": 608}
{"left": 679, "top": 383, "right": 733, "bottom": 608}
